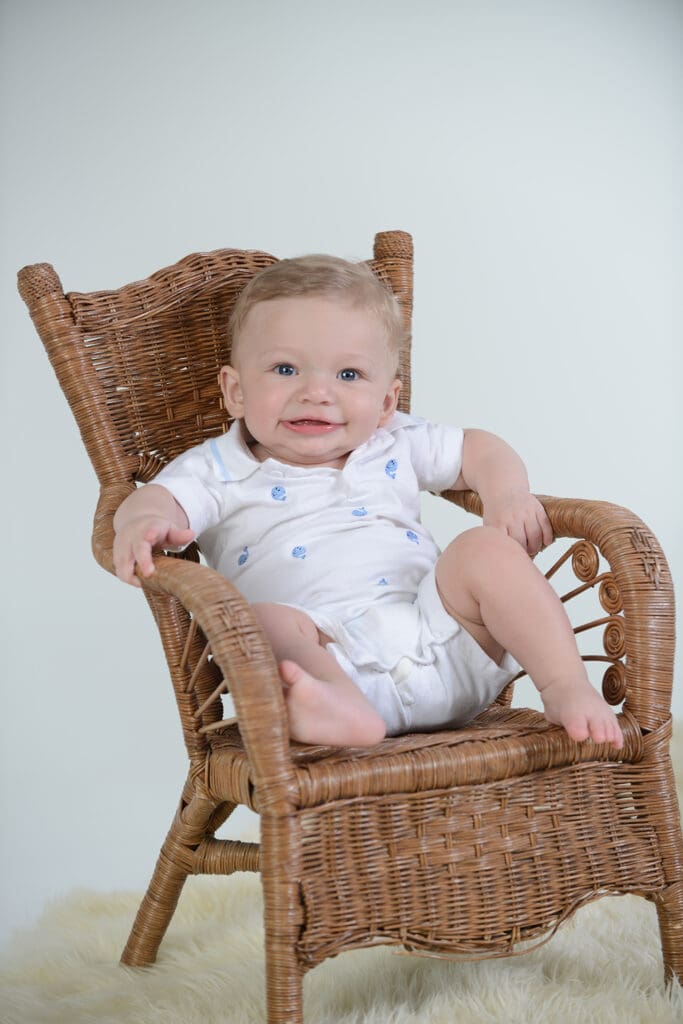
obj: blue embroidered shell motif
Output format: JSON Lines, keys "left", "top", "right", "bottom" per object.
{"left": 271, "top": 486, "right": 286, "bottom": 501}
{"left": 238, "top": 546, "right": 249, "bottom": 566}
{"left": 377, "top": 578, "right": 389, "bottom": 586}
{"left": 385, "top": 459, "right": 398, "bottom": 479}
{"left": 406, "top": 531, "right": 419, "bottom": 544}
{"left": 292, "top": 546, "right": 307, "bottom": 560}
{"left": 352, "top": 507, "right": 368, "bottom": 517}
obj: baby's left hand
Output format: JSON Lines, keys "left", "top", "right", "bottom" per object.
{"left": 483, "top": 490, "right": 553, "bottom": 557}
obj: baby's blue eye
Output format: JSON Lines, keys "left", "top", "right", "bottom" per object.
{"left": 338, "top": 368, "right": 359, "bottom": 381}
{"left": 275, "top": 364, "right": 296, "bottom": 376}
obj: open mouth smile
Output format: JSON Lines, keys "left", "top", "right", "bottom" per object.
{"left": 282, "top": 419, "right": 342, "bottom": 434}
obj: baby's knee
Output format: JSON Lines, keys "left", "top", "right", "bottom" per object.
{"left": 459, "top": 525, "right": 520, "bottom": 553}
{"left": 445, "top": 525, "right": 526, "bottom": 574}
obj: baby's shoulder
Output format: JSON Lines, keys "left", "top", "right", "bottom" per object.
{"left": 385, "top": 411, "right": 431, "bottom": 435}
{"left": 384, "top": 412, "right": 456, "bottom": 452}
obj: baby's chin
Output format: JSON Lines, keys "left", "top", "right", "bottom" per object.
{"left": 255, "top": 441, "right": 352, "bottom": 470}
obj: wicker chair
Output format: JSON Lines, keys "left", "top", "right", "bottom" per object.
{"left": 18, "top": 231, "right": 683, "bottom": 1022}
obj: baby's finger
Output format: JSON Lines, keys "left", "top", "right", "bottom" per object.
{"left": 506, "top": 523, "right": 529, "bottom": 552}
{"left": 166, "top": 525, "right": 195, "bottom": 547}
{"left": 117, "top": 561, "right": 142, "bottom": 588}
{"left": 524, "top": 520, "right": 544, "bottom": 557}
{"left": 539, "top": 508, "right": 554, "bottom": 549}
{"left": 113, "top": 542, "right": 141, "bottom": 588}
{"left": 133, "top": 538, "right": 157, "bottom": 578}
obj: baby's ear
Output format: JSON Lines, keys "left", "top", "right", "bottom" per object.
{"left": 378, "top": 378, "right": 401, "bottom": 426}
{"left": 219, "top": 365, "right": 244, "bottom": 418}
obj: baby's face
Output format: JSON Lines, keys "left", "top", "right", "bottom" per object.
{"left": 220, "top": 295, "right": 401, "bottom": 469}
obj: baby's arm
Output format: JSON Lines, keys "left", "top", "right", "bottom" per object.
{"left": 113, "top": 484, "right": 195, "bottom": 587}
{"left": 454, "top": 429, "right": 553, "bottom": 556}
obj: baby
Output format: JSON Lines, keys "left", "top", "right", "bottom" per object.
{"left": 113, "top": 255, "right": 623, "bottom": 750}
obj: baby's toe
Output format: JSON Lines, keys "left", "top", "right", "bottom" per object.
{"left": 585, "top": 714, "right": 607, "bottom": 744}
{"left": 610, "top": 720, "right": 624, "bottom": 749}
{"left": 564, "top": 715, "right": 590, "bottom": 743}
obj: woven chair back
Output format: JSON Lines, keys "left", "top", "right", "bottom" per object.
{"left": 20, "top": 234, "right": 414, "bottom": 489}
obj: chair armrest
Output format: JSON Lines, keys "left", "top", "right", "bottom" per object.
{"left": 92, "top": 481, "right": 135, "bottom": 572}
{"left": 443, "top": 490, "right": 675, "bottom": 733}
{"left": 92, "top": 485, "right": 297, "bottom": 804}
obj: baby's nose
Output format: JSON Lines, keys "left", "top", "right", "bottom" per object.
{"left": 298, "top": 373, "right": 335, "bottom": 402}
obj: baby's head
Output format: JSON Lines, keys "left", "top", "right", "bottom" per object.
{"left": 229, "top": 254, "right": 407, "bottom": 375}
{"left": 221, "top": 255, "right": 406, "bottom": 469}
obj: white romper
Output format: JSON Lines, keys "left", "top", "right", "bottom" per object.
{"left": 154, "top": 412, "right": 518, "bottom": 734}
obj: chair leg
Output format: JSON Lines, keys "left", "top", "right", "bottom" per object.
{"left": 263, "top": 931, "right": 305, "bottom": 1024}
{"left": 653, "top": 881, "right": 683, "bottom": 985}
{"left": 121, "top": 845, "right": 189, "bottom": 967}
{"left": 261, "top": 814, "right": 305, "bottom": 1024}
{"left": 121, "top": 791, "right": 233, "bottom": 967}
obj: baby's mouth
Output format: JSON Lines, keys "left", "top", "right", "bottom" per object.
{"left": 283, "top": 419, "right": 341, "bottom": 433}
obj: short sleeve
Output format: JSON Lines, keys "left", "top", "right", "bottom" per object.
{"left": 402, "top": 418, "right": 464, "bottom": 493}
{"left": 153, "top": 442, "right": 230, "bottom": 536}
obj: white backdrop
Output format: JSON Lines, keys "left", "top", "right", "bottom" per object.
{"left": 1, "top": 0, "right": 680, "bottom": 947}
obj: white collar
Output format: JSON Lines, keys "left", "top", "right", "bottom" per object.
{"left": 209, "top": 411, "right": 415, "bottom": 482}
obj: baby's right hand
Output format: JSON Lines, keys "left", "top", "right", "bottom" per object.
{"left": 113, "top": 516, "right": 195, "bottom": 587}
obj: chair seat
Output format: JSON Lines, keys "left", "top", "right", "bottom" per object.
{"left": 208, "top": 705, "right": 642, "bottom": 811}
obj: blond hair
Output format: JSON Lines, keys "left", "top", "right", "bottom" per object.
{"left": 229, "top": 254, "right": 407, "bottom": 372}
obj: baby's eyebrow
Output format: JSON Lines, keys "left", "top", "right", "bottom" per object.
{"left": 336, "top": 352, "right": 375, "bottom": 366}
{"left": 259, "top": 351, "right": 298, "bottom": 365}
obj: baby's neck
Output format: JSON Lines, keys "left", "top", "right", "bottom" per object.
{"left": 249, "top": 441, "right": 349, "bottom": 471}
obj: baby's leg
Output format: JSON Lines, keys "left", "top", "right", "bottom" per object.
{"left": 435, "top": 527, "right": 623, "bottom": 748}
{"left": 251, "top": 602, "right": 386, "bottom": 746}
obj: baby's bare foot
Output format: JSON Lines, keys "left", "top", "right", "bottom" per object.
{"left": 540, "top": 677, "right": 623, "bottom": 749}
{"left": 279, "top": 660, "right": 386, "bottom": 747}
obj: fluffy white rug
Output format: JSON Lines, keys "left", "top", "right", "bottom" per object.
{"left": 3, "top": 732, "right": 683, "bottom": 1024}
